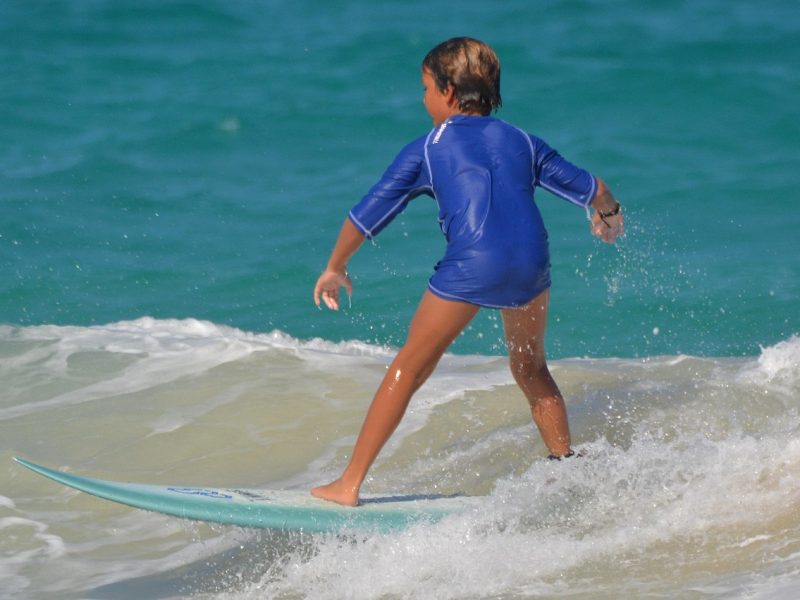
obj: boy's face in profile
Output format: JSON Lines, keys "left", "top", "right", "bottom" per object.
{"left": 422, "top": 68, "right": 456, "bottom": 127}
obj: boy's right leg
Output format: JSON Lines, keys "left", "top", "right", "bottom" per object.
{"left": 501, "top": 289, "right": 572, "bottom": 457}
{"left": 312, "top": 290, "right": 479, "bottom": 506}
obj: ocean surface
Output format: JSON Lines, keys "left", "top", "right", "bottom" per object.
{"left": 1, "top": 1, "right": 798, "bottom": 598}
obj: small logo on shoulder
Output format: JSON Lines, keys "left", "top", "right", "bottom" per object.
{"left": 432, "top": 120, "right": 449, "bottom": 144}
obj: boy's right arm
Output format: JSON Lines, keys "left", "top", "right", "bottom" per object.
{"left": 314, "top": 218, "right": 365, "bottom": 311}
{"left": 315, "top": 136, "right": 430, "bottom": 310}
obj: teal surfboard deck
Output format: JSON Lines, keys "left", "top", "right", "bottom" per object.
{"left": 14, "top": 457, "right": 475, "bottom": 533}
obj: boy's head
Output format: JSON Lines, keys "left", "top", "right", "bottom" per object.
{"left": 422, "top": 37, "right": 502, "bottom": 116}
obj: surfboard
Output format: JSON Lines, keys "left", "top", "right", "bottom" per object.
{"left": 14, "top": 457, "right": 476, "bottom": 533}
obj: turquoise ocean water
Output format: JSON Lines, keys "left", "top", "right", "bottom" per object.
{"left": 2, "top": 1, "right": 799, "bottom": 598}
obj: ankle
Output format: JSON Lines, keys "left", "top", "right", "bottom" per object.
{"left": 339, "top": 470, "right": 363, "bottom": 494}
{"left": 547, "top": 450, "right": 575, "bottom": 460}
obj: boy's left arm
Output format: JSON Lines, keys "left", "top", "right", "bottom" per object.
{"left": 529, "top": 135, "right": 623, "bottom": 244}
{"left": 589, "top": 178, "right": 623, "bottom": 244}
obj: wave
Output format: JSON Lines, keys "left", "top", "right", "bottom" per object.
{"left": 1, "top": 318, "right": 798, "bottom": 421}
{"left": 2, "top": 318, "right": 799, "bottom": 599}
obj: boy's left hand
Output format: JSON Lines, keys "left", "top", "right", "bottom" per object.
{"left": 591, "top": 209, "right": 624, "bottom": 243}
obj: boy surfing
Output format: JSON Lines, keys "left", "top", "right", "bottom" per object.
{"left": 313, "top": 37, "right": 623, "bottom": 506}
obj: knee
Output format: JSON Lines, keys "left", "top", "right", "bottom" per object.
{"left": 393, "top": 348, "right": 442, "bottom": 393}
{"left": 508, "top": 349, "right": 547, "bottom": 384}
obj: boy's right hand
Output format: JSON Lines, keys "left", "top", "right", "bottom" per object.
{"left": 314, "top": 269, "right": 352, "bottom": 311}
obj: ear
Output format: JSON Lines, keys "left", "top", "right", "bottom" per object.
{"left": 443, "top": 84, "right": 458, "bottom": 108}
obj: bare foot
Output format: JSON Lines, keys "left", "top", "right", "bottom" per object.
{"left": 311, "top": 478, "right": 360, "bottom": 507}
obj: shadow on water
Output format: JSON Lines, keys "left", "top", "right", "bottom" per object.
{"left": 84, "top": 528, "right": 316, "bottom": 599}
{"left": 83, "top": 494, "right": 471, "bottom": 599}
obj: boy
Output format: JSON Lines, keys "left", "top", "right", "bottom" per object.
{"left": 313, "top": 37, "right": 623, "bottom": 506}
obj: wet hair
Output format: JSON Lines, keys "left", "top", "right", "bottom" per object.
{"left": 422, "top": 37, "right": 502, "bottom": 115}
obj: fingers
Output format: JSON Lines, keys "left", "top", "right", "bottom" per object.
{"left": 591, "top": 212, "right": 624, "bottom": 244}
{"left": 323, "top": 288, "right": 340, "bottom": 311}
{"left": 314, "top": 283, "right": 340, "bottom": 311}
{"left": 313, "top": 285, "right": 321, "bottom": 308}
{"left": 313, "top": 282, "right": 327, "bottom": 308}
{"left": 313, "top": 271, "right": 351, "bottom": 311}
{"left": 592, "top": 221, "right": 616, "bottom": 243}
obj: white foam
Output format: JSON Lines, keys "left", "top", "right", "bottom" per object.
{"left": 0, "top": 514, "right": 66, "bottom": 596}
{"left": 755, "top": 334, "right": 800, "bottom": 387}
{"left": 0, "top": 318, "right": 402, "bottom": 422}
{"left": 731, "top": 335, "right": 800, "bottom": 401}
{"left": 4, "top": 322, "right": 800, "bottom": 599}
{"left": 217, "top": 403, "right": 800, "bottom": 600}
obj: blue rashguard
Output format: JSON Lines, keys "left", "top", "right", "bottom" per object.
{"left": 349, "top": 115, "right": 597, "bottom": 308}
